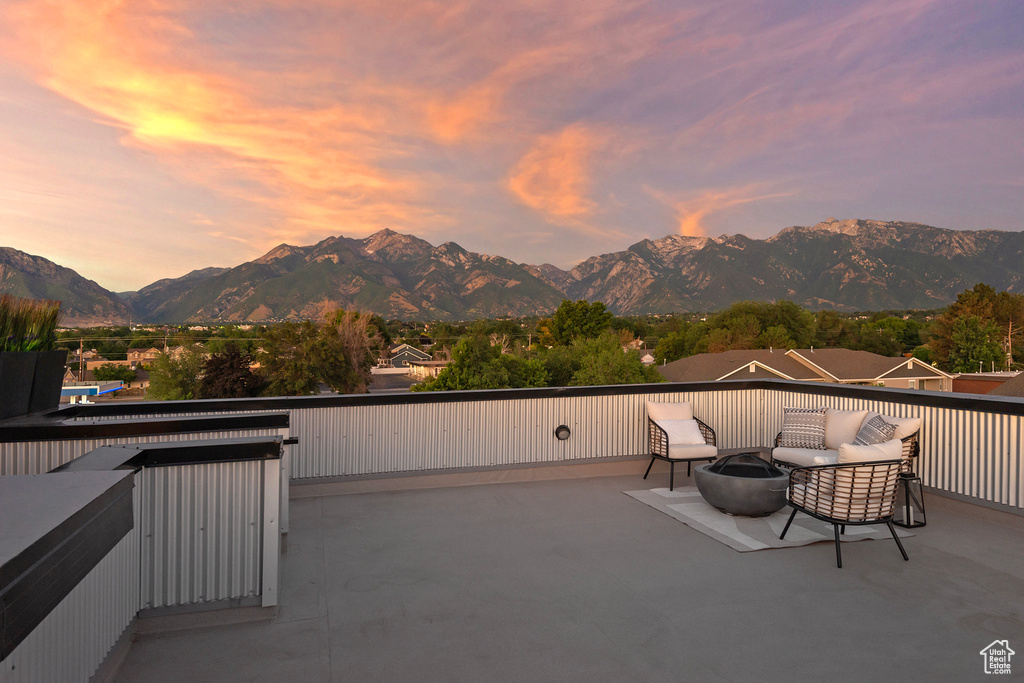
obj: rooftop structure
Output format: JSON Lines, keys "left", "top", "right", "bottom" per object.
{"left": 986, "top": 372, "right": 1024, "bottom": 398}
{"left": 659, "top": 348, "right": 953, "bottom": 391}
{"left": 1, "top": 379, "right": 1022, "bottom": 681}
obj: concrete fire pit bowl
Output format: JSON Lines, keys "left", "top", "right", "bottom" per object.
{"left": 694, "top": 453, "right": 788, "bottom": 517}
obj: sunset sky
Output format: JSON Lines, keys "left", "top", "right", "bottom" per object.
{"left": 1, "top": 0, "right": 1022, "bottom": 292}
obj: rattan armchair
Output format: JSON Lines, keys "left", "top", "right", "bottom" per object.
{"left": 780, "top": 459, "right": 908, "bottom": 568}
{"left": 644, "top": 414, "right": 717, "bottom": 491}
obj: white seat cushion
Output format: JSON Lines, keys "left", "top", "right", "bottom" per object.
{"left": 654, "top": 419, "right": 705, "bottom": 445}
{"left": 837, "top": 438, "right": 903, "bottom": 464}
{"left": 667, "top": 443, "right": 718, "bottom": 461}
{"left": 646, "top": 401, "right": 693, "bottom": 421}
{"left": 773, "top": 447, "right": 839, "bottom": 467}
{"left": 825, "top": 409, "right": 869, "bottom": 450}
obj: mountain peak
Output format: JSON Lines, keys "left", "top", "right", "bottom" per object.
{"left": 255, "top": 243, "right": 302, "bottom": 264}
{"left": 360, "top": 229, "right": 433, "bottom": 258}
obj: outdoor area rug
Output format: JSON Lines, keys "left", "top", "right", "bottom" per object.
{"left": 624, "top": 487, "right": 914, "bottom": 553}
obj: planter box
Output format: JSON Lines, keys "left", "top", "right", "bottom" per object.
{"left": 0, "top": 352, "right": 37, "bottom": 419}
{"left": 29, "top": 349, "right": 68, "bottom": 413}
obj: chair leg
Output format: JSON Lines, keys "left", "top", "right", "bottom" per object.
{"left": 779, "top": 508, "right": 797, "bottom": 539}
{"left": 643, "top": 457, "right": 655, "bottom": 480}
{"left": 669, "top": 462, "right": 675, "bottom": 491}
{"left": 840, "top": 525, "right": 846, "bottom": 535}
{"left": 686, "top": 461, "right": 691, "bottom": 477}
{"left": 834, "top": 525, "right": 843, "bottom": 568}
{"left": 887, "top": 521, "right": 909, "bottom": 561}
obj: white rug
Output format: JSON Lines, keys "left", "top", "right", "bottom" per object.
{"left": 624, "top": 487, "right": 913, "bottom": 553}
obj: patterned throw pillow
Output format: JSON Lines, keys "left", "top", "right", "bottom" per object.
{"left": 853, "top": 415, "right": 897, "bottom": 446}
{"left": 778, "top": 406, "right": 827, "bottom": 449}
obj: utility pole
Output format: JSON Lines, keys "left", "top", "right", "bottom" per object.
{"left": 78, "top": 337, "right": 84, "bottom": 382}
{"left": 1007, "top": 320, "right": 1013, "bottom": 369}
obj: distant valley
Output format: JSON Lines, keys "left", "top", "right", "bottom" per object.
{"left": 2, "top": 218, "right": 1022, "bottom": 325}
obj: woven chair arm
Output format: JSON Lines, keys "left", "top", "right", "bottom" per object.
{"left": 901, "top": 431, "right": 920, "bottom": 459}
{"left": 648, "top": 417, "right": 669, "bottom": 458}
{"left": 774, "top": 431, "right": 782, "bottom": 447}
{"left": 694, "top": 416, "right": 716, "bottom": 446}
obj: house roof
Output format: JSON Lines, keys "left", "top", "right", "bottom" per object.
{"left": 658, "top": 347, "right": 953, "bottom": 384}
{"left": 389, "top": 343, "right": 431, "bottom": 359}
{"left": 986, "top": 372, "right": 1024, "bottom": 398}
{"left": 658, "top": 349, "right": 823, "bottom": 382}
{"left": 786, "top": 348, "right": 952, "bottom": 381}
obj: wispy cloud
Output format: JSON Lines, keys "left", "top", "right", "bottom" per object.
{"left": 508, "top": 126, "right": 601, "bottom": 220}
{"left": 648, "top": 185, "right": 797, "bottom": 237}
{"left": 0, "top": 0, "right": 1021, "bottom": 289}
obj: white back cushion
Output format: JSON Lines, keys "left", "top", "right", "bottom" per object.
{"left": 884, "top": 416, "right": 922, "bottom": 441}
{"left": 863, "top": 412, "right": 922, "bottom": 441}
{"left": 837, "top": 438, "right": 903, "bottom": 464}
{"left": 646, "top": 401, "right": 693, "bottom": 421}
{"left": 656, "top": 419, "right": 706, "bottom": 445}
{"left": 825, "top": 409, "right": 869, "bottom": 450}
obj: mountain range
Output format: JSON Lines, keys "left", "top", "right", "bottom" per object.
{"left": 3, "top": 218, "right": 1022, "bottom": 325}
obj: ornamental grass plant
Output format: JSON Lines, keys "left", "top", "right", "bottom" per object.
{"left": 0, "top": 295, "right": 61, "bottom": 352}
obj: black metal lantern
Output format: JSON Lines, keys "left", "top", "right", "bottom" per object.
{"left": 893, "top": 471, "right": 927, "bottom": 528}
{"left": 554, "top": 425, "right": 571, "bottom": 441}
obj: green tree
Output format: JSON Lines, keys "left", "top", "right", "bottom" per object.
{"left": 199, "top": 345, "right": 263, "bottom": 398}
{"left": 947, "top": 315, "right": 1003, "bottom": 373}
{"left": 414, "top": 336, "right": 548, "bottom": 391}
{"left": 928, "top": 284, "right": 1021, "bottom": 369}
{"left": 911, "top": 346, "right": 934, "bottom": 364}
{"left": 568, "top": 332, "right": 663, "bottom": 386}
{"left": 146, "top": 346, "right": 206, "bottom": 400}
{"left": 814, "top": 310, "right": 858, "bottom": 348}
{"left": 541, "top": 345, "right": 581, "bottom": 387}
{"left": 547, "top": 300, "right": 613, "bottom": 345}
{"left": 856, "top": 318, "right": 903, "bottom": 356}
{"left": 92, "top": 363, "right": 137, "bottom": 383}
{"left": 258, "top": 311, "right": 382, "bottom": 396}
{"left": 758, "top": 325, "right": 794, "bottom": 351}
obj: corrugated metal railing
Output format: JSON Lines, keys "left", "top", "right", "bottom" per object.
{"left": 55, "top": 380, "right": 1024, "bottom": 512}
{"left": 0, "top": 427, "right": 284, "bottom": 476}
{"left": 274, "top": 383, "right": 1024, "bottom": 512}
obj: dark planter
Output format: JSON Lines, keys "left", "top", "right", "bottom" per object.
{"left": 0, "top": 351, "right": 38, "bottom": 419}
{"left": 29, "top": 349, "right": 68, "bottom": 413}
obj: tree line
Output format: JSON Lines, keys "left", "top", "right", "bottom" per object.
{"left": 59, "top": 282, "right": 1023, "bottom": 398}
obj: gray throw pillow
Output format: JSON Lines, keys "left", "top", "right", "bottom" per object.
{"left": 778, "top": 406, "right": 827, "bottom": 449}
{"left": 854, "top": 415, "right": 898, "bottom": 445}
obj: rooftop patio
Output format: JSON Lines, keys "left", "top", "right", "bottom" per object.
{"left": 2, "top": 379, "right": 1023, "bottom": 682}
{"left": 114, "top": 463, "right": 1024, "bottom": 682}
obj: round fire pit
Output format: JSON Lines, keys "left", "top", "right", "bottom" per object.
{"left": 694, "top": 453, "right": 788, "bottom": 517}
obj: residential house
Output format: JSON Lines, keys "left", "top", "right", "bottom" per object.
{"left": 385, "top": 343, "right": 432, "bottom": 369}
{"left": 407, "top": 360, "right": 450, "bottom": 380}
{"left": 659, "top": 348, "right": 953, "bottom": 390}
{"left": 126, "top": 347, "right": 162, "bottom": 369}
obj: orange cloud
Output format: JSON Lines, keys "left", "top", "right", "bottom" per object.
{"left": 649, "top": 185, "right": 796, "bottom": 237}
{"left": 2, "top": 0, "right": 433, "bottom": 249}
{"left": 507, "top": 125, "right": 604, "bottom": 221}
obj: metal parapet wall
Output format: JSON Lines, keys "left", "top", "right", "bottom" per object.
{"left": 44, "top": 379, "right": 1024, "bottom": 511}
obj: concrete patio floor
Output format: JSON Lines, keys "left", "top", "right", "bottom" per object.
{"left": 114, "top": 466, "right": 1024, "bottom": 682}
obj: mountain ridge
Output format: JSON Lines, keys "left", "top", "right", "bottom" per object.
{"left": 3, "top": 218, "right": 1022, "bottom": 324}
